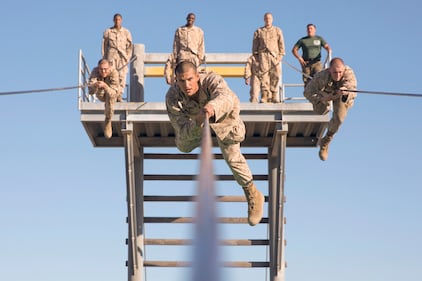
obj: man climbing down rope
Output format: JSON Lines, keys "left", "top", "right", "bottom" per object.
{"left": 303, "top": 57, "right": 357, "bottom": 161}
{"left": 166, "top": 61, "right": 264, "bottom": 226}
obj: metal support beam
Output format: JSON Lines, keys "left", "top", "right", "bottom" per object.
{"left": 122, "top": 122, "right": 145, "bottom": 281}
{"left": 130, "top": 44, "right": 145, "bottom": 102}
{"left": 268, "top": 123, "right": 288, "bottom": 281}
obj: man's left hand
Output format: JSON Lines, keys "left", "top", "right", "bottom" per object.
{"left": 202, "top": 104, "right": 215, "bottom": 118}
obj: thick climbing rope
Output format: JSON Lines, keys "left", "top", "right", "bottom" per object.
{"left": 0, "top": 56, "right": 137, "bottom": 97}
{"left": 0, "top": 85, "right": 84, "bottom": 96}
{"left": 282, "top": 59, "right": 422, "bottom": 98}
{"left": 192, "top": 113, "right": 220, "bottom": 281}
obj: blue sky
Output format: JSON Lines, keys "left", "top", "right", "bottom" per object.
{"left": 1, "top": 1, "right": 421, "bottom": 281}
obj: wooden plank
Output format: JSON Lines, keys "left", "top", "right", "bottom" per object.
{"left": 144, "top": 66, "right": 245, "bottom": 78}
{"left": 144, "top": 174, "right": 268, "bottom": 181}
{"left": 145, "top": 238, "right": 269, "bottom": 246}
{"left": 144, "top": 261, "right": 269, "bottom": 268}
{"left": 143, "top": 217, "right": 269, "bottom": 224}
{"left": 144, "top": 195, "right": 269, "bottom": 202}
{"left": 143, "top": 153, "right": 267, "bottom": 159}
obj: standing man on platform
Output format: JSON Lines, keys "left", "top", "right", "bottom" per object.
{"left": 172, "top": 12, "right": 205, "bottom": 67}
{"left": 292, "top": 23, "right": 332, "bottom": 87}
{"left": 304, "top": 57, "right": 357, "bottom": 161}
{"left": 164, "top": 53, "right": 176, "bottom": 85}
{"left": 252, "top": 12, "right": 285, "bottom": 103}
{"left": 166, "top": 61, "right": 264, "bottom": 226}
{"left": 88, "top": 59, "right": 121, "bottom": 139}
{"left": 244, "top": 54, "right": 261, "bottom": 103}
{"left": 102, "top": 13, "right": 133, "bottom": 98}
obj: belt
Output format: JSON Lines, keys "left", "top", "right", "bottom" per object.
{"left": 304, "top": 58, "right": 320, "bottom": 64}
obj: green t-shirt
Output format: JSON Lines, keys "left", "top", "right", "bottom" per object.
{"left": 294, "top": 35, "right": 327, "bottom": 61}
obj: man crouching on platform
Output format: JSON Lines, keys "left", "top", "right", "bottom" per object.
{"left": 165, "top": 61, "right": 264, "bottom": 226}
{"left": 88, "top": 59, "right": 121, "bottom": 139}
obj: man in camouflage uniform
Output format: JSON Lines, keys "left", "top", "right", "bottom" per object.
{"left": 164, "top": 53, "right": 176, "bottom": 85}
{"left": 88, "top": 59, "right": 121, "bottom": 139}
{"left": 252, "top": 12, "right": 285, "bottom": 103}
{"left": 292, "top": 23, "right": 332, "bottom": 87}
{"left": 172, "top": 13, "right": 205, "bottom": 67}
{"left": 166, "top": 61, "right": 264, "bottom": 226}
{"left": 244, "top": 54, "right": 261, "bottom": 103}
{"left": 304, "top": 57, "right": 357, "bottom": 161}
{"left": 102, "top": 13, "right": 133, "bottom": 98}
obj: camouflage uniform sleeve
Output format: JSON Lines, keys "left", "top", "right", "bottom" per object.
{"left": 244, "top": 57, "right": 252, "bottom": 79}
{"left": 198, "top": 28, "right": 205, "bottom": 62}
{"left": 88, "top": 68, "right": 99, "bottom": 95}
{"left": 278, "top": 28, "right": 286, "bottom": 59}
{"left": 165, "top": 87, "right": 201, "bottom": 140}
{"left": 125, "top": 29, "right": 133, "bottom": 61}
{"left": 105, "top": 69, "right": 121, "bottom": 97}
{"left": 341, "top": 66, "right": 358, "bottom": 101}
{"left": 203, "top": 73, "right": 236, "bottom": 123}
{"left": 303, "top": 70, "right": 329, "bottom": 103}
{"left": 164, "top": 54, "right": 175, "bottom": 83}
{"left": 102, "top": 29, "right": 109, "bottom": 58}
{"left": 252, "top": 29, "right": 260, "bottom": 54}
{"left": 172, "top": 29, "right": 180, "bottom": 59}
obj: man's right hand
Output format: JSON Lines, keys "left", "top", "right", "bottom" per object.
{"left": 298, "top": 57, "right": 306, "bottom": 66}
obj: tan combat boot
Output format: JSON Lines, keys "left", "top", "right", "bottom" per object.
{"left": 319, "top": 134, "right": 333, "bottom": 161}
{"left": 260, "top": 92, "right": 269, "bottom": 103}
{"left": 104, "top": 119, "right": 112, "bottom": 139}
{"left": 242, "top": 182, "right": 264, "bottom": 226}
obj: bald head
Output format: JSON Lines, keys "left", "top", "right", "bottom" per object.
{"left": 329, "top": 57, "right": 346, "bottom": 81}
{"left": 175, "top": 60, "right": 197, "bottom": 75}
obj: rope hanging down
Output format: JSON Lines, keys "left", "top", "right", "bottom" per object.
{"left": 192, "top": 113, "right": 221, "bottom": 281}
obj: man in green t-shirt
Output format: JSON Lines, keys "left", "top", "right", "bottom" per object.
{"left": 292, "top": 23, "right": 331, "bottom": 87}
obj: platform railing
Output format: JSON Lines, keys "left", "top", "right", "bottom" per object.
{"left": 78, "top": 44, "right": 306, "bottom": 104}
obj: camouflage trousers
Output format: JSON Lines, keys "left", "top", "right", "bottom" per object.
{"left": 176, "top": 51, "right": 201, "bottom": 67}
{"left": 258, "top": 54, "right": 281, "bottom": 102}
{"left": 108, "top": 56, "right": 129, "bottom": 95}
{"left": 302, "top": 60, "right": 323, "bottom": 87}
{"left": 249, "top": 75, "right": 261, "bottom": 103}
{"left": 95, "top": 89, "right": 119, "bottom": 121}
{"left": 175, "top": 131, "right": 254, "bottom": 187}
{"left": 311, "top": 97, "right": 353, "bottom": 135}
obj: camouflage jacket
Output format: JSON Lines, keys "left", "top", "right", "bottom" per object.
{"left": 252, "top": 25, "right": 285, "bottom": 61}
{"left": 88, "top": 66, "right": 120, "bottom": 97}
{"left": 304, "top": 66, "right": 357, "bottom": 105}
{"left": 102, "top": 26, "right": 133, "bottom": 62}
{"left": 244, "top": 55, "right": 260, "bottom": 79}
{"left": 172, "top": 25, "right": 205, "bottom": 62}
{"left": 166, "top": 71, "right": 245, "bottom": 143}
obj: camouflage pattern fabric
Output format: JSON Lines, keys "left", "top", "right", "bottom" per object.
{"left": 172, "top": 26, "right": 205, "bottom": 67}
{"left": 102, "top": 26, "right": 133, "bottom": 94}
{"left": 252, "top": 25, "right": 285, "bottom": 102}
{"left": 166, "top": 71, "right": 253, "bottom": 187}
{"left": 88, "top": 66, "right": 121, "bottom": 121}
{"left": 244, "top": 55, "right": 261, "bottom": 103}
{"left": 304, "top": 66, "right": 357, "bottom": 134}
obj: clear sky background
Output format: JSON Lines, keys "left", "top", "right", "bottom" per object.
{"left": 1, "top": 1, "right": 421, "bottom": 281}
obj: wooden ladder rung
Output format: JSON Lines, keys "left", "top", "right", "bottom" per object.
{"left": 145, "top": 238, "right": 269, "bottom": 246}
{"left": 144, "top": 153, "right": 268, "bottom": 160}
{"left": 144, "top": 174, "right": 268, "bottom": 181}
{"left": 143, "top": 217, "right": 268, "bottom": 224}
{"left": 144, "top": 261, "right": 269, "bottom": 268}
{"left": 144, "top": 195, "right": 268, "bottom": 202}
